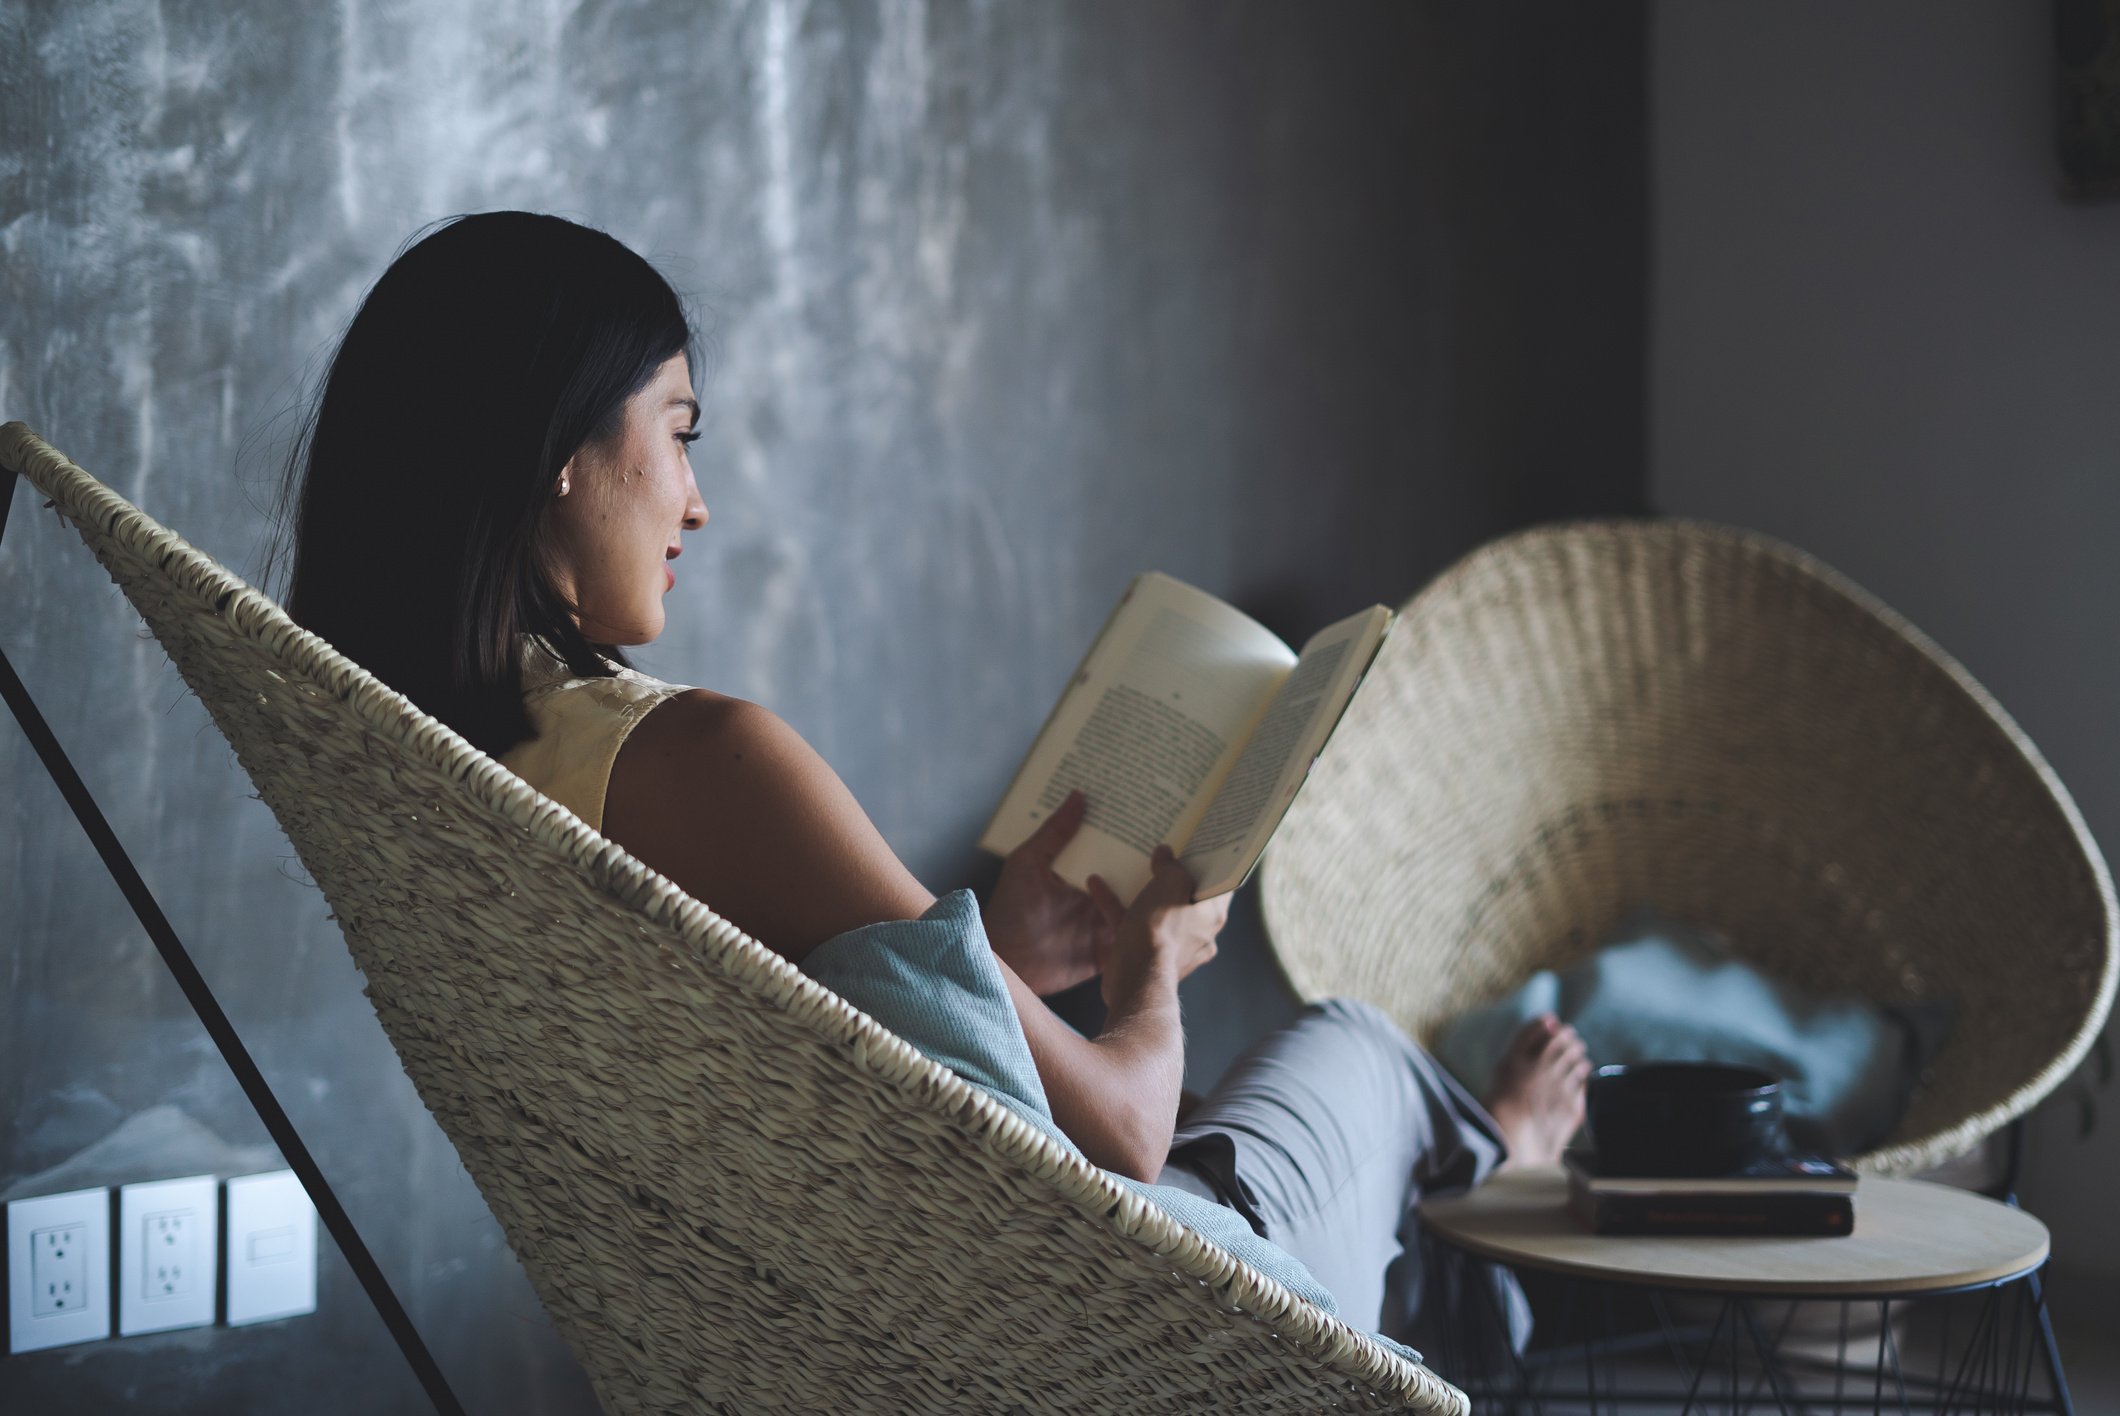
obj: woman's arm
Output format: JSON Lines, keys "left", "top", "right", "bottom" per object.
{"left": 998, "top": 849, "right": 1225, "bottom": 1179}
{"left": 602, "top": 691, "right": 1220, "bottom": 1177}
{"left": 998, "top": 961, "right": 1181, "bottom": 1179}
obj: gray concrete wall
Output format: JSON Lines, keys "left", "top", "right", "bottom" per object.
{"left": 1652, "top": 0, "right": 2120, "bottom": 1287}
{"left": 2, "top": 2, "right": 1645, "bottom": 1409}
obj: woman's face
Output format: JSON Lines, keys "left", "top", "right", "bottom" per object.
{"left": 545, "top": 353, "right": 708, "bottom": 645}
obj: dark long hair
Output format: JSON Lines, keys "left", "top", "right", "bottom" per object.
{"left": 275, "top": 212, "right": 695, "bottom": 758}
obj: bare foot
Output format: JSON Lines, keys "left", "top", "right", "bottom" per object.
{"left": 1484, "top": 1014, "right": 1589, "bottom": 1170}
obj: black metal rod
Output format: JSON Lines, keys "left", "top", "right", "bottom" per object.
{"left": 1734, "top": 1297, "right": 1804, "bottom": 1414}
{"left": 0, "top": 465, "right": 466, "bottom": 1416}
{"left": 1990, "top": 1116, "right": 2027, "bottom": 1203}
{"left": 2026, "top": 1269, "right": 2077, "bottom": 1416}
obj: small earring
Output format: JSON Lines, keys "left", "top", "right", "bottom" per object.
{"left": 557, "top": 476, "right": 570, "bottom": 496}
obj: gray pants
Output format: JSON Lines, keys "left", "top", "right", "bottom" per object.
{"left": 1155, "top": 997, "right": 1530, "bottom": 1357}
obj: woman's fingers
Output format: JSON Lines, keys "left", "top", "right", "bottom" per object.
{"left": 1138, "top": 845, "right": 1199, "bottom": 906}
{"left": 1015, "top": 790, "right": 1088, "bottom": 867}
{"left": 1085, "top": 873, "right": 1125, "bottom": 925}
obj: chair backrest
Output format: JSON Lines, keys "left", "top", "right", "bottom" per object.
{"left": 1262, "top": 519, "right": 2118, "bottom": 1176}
{"left": 2, "top": 423, "right": 1464, "bottom": 1415}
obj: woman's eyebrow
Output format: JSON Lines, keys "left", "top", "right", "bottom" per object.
{"left": 667, "top": 395, "right": 701, "bottom": 425}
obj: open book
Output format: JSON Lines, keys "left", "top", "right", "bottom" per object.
{"left": 980, "top": 573, "right": 1393, "bottom": 903}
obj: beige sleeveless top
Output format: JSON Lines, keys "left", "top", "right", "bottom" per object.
{"left": 495, "top": 639, "right": 691, "bottom": 833}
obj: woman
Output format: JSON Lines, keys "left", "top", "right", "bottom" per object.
{"left": 281, "top": 211, "right": 1586, "bottom": 1359}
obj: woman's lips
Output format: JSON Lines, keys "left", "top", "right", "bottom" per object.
{"left": 664, "top": 564, "right": 676, "bottom": 592}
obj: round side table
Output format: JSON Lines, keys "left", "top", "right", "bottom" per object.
{"left": 1418, "top": 1167, "right": 2070, "bottom": 1414}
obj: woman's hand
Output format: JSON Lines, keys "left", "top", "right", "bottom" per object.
{"left": 981, "top": 790, "right": 1117, "bottom": 997}
{"left": 1086, "top": 845, "right": 1226, "bottom": 1012}
{"left": 997, "top": 845, "right": 1225, "bottom": 1180}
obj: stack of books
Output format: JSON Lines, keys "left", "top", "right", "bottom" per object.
{"left": 1563, "top": 1149, "right": 1857, "bottom": 1237}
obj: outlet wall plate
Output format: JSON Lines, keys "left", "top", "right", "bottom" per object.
{"left": 7, "top": 1186, "right": 112, "bottom": 1353}
{"left": 117, "top": 1175, "right": 218, "bottom": 1337}
{"left": 224, "top": 1170, "right": 316, "bottom": 1326}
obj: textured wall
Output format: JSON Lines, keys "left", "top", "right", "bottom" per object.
{"left": 1, "top": 2, "right": 1644, "bottom": 1410}
{"left": 1651, "top": 0, "right": 2120, "bottom": 1284}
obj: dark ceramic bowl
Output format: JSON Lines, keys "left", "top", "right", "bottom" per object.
{"left": 1585, "top": 1062, "right": 1787, "bottom": 1177}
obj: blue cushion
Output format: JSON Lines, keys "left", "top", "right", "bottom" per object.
{"left": 1434, "top": 911, "right": 1951, "bottom": 1157}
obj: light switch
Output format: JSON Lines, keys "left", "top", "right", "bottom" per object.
{"left": 223, "top": 1170, "right": 317, "bottom": 1326}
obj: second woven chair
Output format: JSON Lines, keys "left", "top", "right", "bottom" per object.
{"left": 1261, "top": 520, "right": 2116, "bottom": 1176}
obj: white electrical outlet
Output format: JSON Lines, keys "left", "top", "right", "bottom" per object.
{"left": 7, "top": 1187, "right": 111, "bottom": 1353}
{"left": 117, "top": 1175, "right": 217, "bottom": 1336}
{"left": 224, "top": 1170, "right": 316, "bottom": 1326}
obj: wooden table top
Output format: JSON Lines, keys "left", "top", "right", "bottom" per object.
{"left": 1419, "top": 1167, "right": 2049, "bottom": 1297}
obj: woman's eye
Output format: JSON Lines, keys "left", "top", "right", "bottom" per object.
{"left": 675, "top": 430, "right": 701, "bottom": 447}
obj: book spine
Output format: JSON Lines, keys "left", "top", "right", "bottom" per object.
{"left": 1576, "top": 1192, "right": 1855, "bottom": 1237}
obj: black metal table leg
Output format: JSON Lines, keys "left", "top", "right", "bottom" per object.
{"left": 2026, "top": 1269, "right": 2076, "bottom": 1416}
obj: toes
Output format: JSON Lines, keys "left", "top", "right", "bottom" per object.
{"left": 1504, "top": 1015, "right": 1558, "bottom": 1058}
{"left": 1501, "top": 1016, "right": 1593, "bottom": 1092}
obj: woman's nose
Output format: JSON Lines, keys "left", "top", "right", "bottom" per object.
{"left": 682, "top": 476, "right": 708, "bottom": 530}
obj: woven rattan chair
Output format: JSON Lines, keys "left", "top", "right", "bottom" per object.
{"left": 1, "top": 422, "right": 1464, "bottom": 1415}
{"left": 1262, "top": 520, "right": 2118, "bottom": 1177}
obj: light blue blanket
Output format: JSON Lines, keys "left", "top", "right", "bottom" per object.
{"left": 1435, "top": 912, "right": 1951, "bottom": 1157}
{"left": 803, "top": 890, "right": 1423, "bottom": 1365}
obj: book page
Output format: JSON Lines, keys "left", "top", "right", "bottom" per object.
{"left": 981, "top": 573, "right": 1294, "bottom": 902}
{"left": 1178, "top": 604, "right": 1393, "bottom": 897}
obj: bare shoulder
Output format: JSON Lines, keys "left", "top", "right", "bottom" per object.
{"left": 603, "top": 688, "right": 933, "bottom": 961}
{"left": 617, "top": 688, "right": 816, "bottom": 781}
